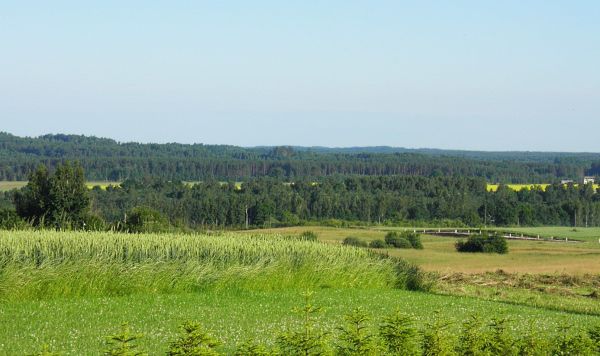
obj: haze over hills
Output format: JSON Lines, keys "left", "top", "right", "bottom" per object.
{"left": 1, "top": 131, "right": 599, "bottom": 182}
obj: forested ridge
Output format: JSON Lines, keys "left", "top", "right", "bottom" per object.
{"left": 2, "top": 132, "right": 599, "bottom": 182}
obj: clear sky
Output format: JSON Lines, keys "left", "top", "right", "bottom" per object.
{"left": 1, "top": 1, "right": 599, "bottom": 151}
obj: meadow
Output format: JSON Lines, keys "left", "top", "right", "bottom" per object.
{"left": 0, "top": 228, "right": 599, "bottom": 354}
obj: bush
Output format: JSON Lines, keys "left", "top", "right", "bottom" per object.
{"left": 368, "top": 239, "right": 387, "bottom": 248}
{"left": 456, "top": 233, "right": 508, "bottom": 254}
{"left": 83, "top": 213, "right": 107, "bottom": 231}
{"left": 299, "top": 231, "right": 318, "bottom": 241}
{"left": 384, "top": 231, "right": 423, "bottom": 249}
{"left": 0, "top": 208, "right": 28, "bottom": 230}
{"left": 124, "top": 206, "right": 170, "bottom": 233}
{"left": 335, "top": 307, "right": 380, "bottom": 355}
{"left": 342, "top": 236, "right": 368, "bottom": 248}
{"left": 404, "top": 231, "right": 423, "bottom": 249}
{"left": 379, "top": 310, "right": 419, "bottom": 355}
{"left": 167, "top": 321, "right": 221, "bottom": 356}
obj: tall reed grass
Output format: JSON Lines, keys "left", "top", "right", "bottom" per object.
{"left": 0, "top": 230, "right": 408, "bottom": 300}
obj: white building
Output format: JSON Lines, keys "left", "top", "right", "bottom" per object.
{"left": 584, "top": 176, "right": 595, "bottom": 185}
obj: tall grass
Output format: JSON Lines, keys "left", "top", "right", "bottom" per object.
{"left": 0, "top": 230, "right": 406, "bottom": 300}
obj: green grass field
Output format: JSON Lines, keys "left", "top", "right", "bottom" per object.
{"left": 2, "top": 288, "right": 599, "bottom": 354}
{"left": 255, "top": 226, "right": 600, "bottom": 274}
{"left": 1, "top": 228, "right": 599, "bottom": 354}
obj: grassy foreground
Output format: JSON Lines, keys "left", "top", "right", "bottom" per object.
{"left": 2, "top": 289, "right": 600, "bottom": 354}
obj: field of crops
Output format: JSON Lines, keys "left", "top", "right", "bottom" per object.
{"left": 487, "top": 183, "right": 600, "bottom": 192}
{"left": 0, "top": 230, "right": 403, "bottom": 300}
{"left": 0, "top": 181, "right": 119, "bottom": 191}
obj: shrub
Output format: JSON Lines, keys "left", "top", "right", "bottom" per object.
{"left": 104, "top": 323, "right": 146, "bottom": 356}
{"left": 368, "top": 239, "right": 387, "bottom": 248}
{"left": 0, "top": 208, "right": 28, "bottom": 230}
{"left": 552, "top": 326, "right": 596, "bottom": 355}
{"left": 234, "top": 340, "right": 272, "bottom": 356}
{"left": 83, "top": 213, "right": 107, "bottom": 231}
{"left": 335, "top": 307, "right": 380, "bottom": 355}
{"left": 456, "top": 233, "right": 508, "bottom": 254}
{"left": 457, "top": 315, "right": 485, "bottom": 355}
{"left": 277, "top": 291, "right": 330, "bottom": 355}
{"left": 299, "top": 231, "right": 318, "bottom": 241}
{"left": 342, "top": 236, "right": 368, "bottom": 248}
{"left": 124, "top": 206, "right": 170, "bottom": 233}
{"left": 483, "top": 317, "right": 516, "bottom": 355}
{"left": 518, "top": 330, "right": 550, "bottom": 356}
{"left": 167, "top": 321, "right": 221, "bottom": 356}
{"left": 393, "top": 259, "right": 432, "bottom": 292}
{"left": 385, "top": 231, "right": 422, "bottom": 249}
{"left": 421, "top": 314, "right": 454, "bottom": 356}
{"left": 403, "top": 231, "right": 423, "bottom": 249}
{"left": 379, "top": 311, "right": 418, "bottom": 355}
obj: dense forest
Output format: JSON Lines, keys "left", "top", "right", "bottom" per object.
{"left": 3, "top": 170, "right": 599, "bottom": 230}
{"left": 1, "top": 132, "right": 599, "bottom": 182}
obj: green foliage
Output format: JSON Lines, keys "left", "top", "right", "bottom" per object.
{"left": 384, "top": 231, "right": 423, "bottom": 249}
{"left": 104, "top": 323, "right": 147, "bottom": 356}
{"left": 368, "top": 239, "right": 387, "bottom": 248}
{"left": 342, "top": 236, "right": 368, "bottom": 247}
{"left": 167, "top": 321, "right": 221, "bottom": 356}
{"left": 233, "top": 340, "right": 273, "bottom": 356}
{"left": 0, "top": 207, "right": 28, "bottom": 229}
{"left": 552, "top": 326, "right": 596, "bottom": 355}
{"left": 421, "top": 314, "right": 455, "bottom": 356}
{"left": 456, "top": 315, "right": 485, "bottom": 355}
{"left": 14, "top": 162, "right": 89, "bottom": 229}
{"left": 589, "top": 325, "right": 600, "bottom": 353}
{"left": 378, "top": 310, "right": 419, "bottom": 355}
{"left": 276, "top": 291, "right": 330, "bottom": 356}
{"left": 335, "top": 307, "right": 380, "bottom": 355}
{"left": 483, "top": 317, "right": 516, "bottom": 355}
{"left": 404, "top": 231, "right": 424, "bottom": 249}
{"left": 456, "top": 233, "right": 508, "bottom": 254}
{"left": 516, "top": 328, "right": 550, "bottom": 356}
{"left": 299, "top": 231, "right": 318, "bottom": 241}
{"left": 124, "top": 206, "right": 170, "bottom": 233}
{"left": 83, "top": 213, "right": 107, "bottom": 231}
{"left": 394, "top": 259, "right": 431, "bottom": 292}
{"left": 28, "top": 344, "right": 61, "bottom": 356}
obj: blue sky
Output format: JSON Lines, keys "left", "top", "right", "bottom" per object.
{"left": 1, "top": 1, "right": 599, "bottom": 151}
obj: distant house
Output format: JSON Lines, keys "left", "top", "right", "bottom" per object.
{"left": 561, "top": 179, "right": 574, "bottom": 185}
{"left": 584, "top": 176, "right": 595, "bottom": 185}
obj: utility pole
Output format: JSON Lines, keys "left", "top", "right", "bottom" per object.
{"left": 245, "top": 205, "right": 249, "bottom": 230}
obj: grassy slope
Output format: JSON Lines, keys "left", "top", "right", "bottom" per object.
{"left": 2, "top": 289, "right": 599, "bottom": 355}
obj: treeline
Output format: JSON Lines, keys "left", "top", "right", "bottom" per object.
{"left": 3, "top": 162, "right": 600, "bottom": 230}
{"left": 1, "top": 132, "right": 598, "bottom": 182}
{"left": 87, "top": 177, "right": 600, "bottom": 229}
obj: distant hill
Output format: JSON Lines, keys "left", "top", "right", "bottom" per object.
{"left": 1, "top": 132, "right": 599, "bottom": 182}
